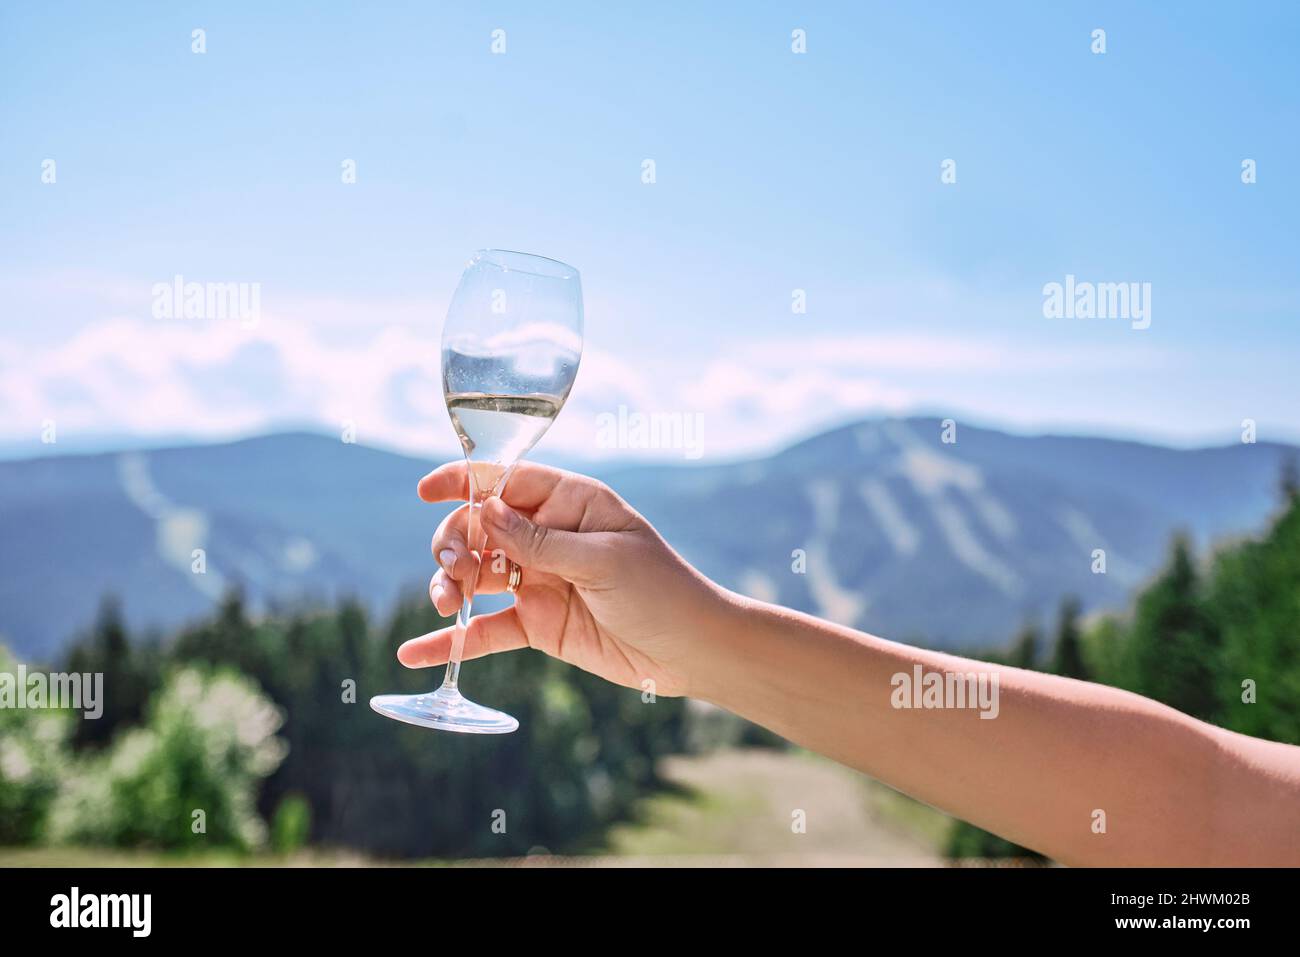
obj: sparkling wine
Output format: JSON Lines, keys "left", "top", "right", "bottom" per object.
{"left": 446, "top": 392, "right": 561, "bottom": 466}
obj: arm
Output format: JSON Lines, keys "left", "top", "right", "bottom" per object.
{"left": 402, "top": 461, "right": 1300, "bottom": 866}
{"left": 692, "top": 592, "right": 1300, "bottom": 866}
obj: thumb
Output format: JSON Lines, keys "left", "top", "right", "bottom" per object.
{"left": 481, "top": 497, "right": 593, "bottom": 583}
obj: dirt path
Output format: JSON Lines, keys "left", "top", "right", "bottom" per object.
{"left": 592, "top": 747, "right": 949, "bottom": 866}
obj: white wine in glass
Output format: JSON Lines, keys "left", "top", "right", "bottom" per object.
{"left": 370, "top": 250, "right": 583, "bottom": 733}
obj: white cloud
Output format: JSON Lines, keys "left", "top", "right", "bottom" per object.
{"left": 0, "top": 283, "right": 1201, "bottom": 462}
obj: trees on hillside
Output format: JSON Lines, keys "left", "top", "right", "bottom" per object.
{"left": 43, "top": 589, "right": 690, "bottom": 858}
{"left": 952, "top": 479, "right": 1300, "bottom": 859}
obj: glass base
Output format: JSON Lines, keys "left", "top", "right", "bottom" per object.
{"left": 369, "top": 686, "right": 519, "bottom": 734}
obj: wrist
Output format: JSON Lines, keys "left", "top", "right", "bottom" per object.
{"left": 682, "top": 583, "right": 767, "bottom": 706}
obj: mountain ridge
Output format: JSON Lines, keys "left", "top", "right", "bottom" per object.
{"left": 1, "top": 417, "right": 1293, "bottom": 659}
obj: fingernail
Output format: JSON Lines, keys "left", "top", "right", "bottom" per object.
{"left": 430, "top": 583, "right": 443, "bottom": 604}
{"left": 485, "top": 499, "right": 519, "bottom": 532}
{"left": 398, "top": 636, "right": 431, "bottom": 667}
{"left": 438, "top": 549, "right": 458, "bottom": 571}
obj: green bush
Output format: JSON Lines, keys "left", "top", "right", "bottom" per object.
{"left": 271, "top": 793, "right": 312, "bottom": 855}
{"left": 48, "top": 666, "right": 286, "bottom": 851}
{"left": 0, "top": 645, "right": 71, "bottom": 844}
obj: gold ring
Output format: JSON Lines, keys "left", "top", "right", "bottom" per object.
{"left": 506, "top": 561, "right": 522, "bottom": 594}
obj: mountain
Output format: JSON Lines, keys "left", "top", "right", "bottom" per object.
{"left": 607, "top": 419, "right": 1294, "bottom": 648}
{"left": 1, "top": 419, "right": 1294, "bottom": 660}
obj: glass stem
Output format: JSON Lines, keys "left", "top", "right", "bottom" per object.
{"left": 439, "top": 467, "right": 493, "bottom": 693}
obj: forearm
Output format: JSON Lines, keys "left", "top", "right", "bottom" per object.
{"left": 690, "top": 589, "right": 1300, "bottom": 866}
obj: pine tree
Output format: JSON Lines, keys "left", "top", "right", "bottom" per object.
{"left": 1007, "top": 620, "right": 1041, "bottom": 670}
{"left": 1080, "top": 615, "right": 1130, "bottom": 690}
{"left": 65, "top": 597, "right": 155, "bottom": 749}
{"left": 1050, "top": 597, "right": 1089, "bottom": 680}
{"left": 1129, "top": 535, "right": 1220, "bottom": 722}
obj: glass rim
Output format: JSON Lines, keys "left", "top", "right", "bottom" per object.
{"left": 472, "top": 249, "right": 580, "bottom": 281}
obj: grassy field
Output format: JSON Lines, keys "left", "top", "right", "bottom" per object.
{"left": 0, "top": 747, "right": 954, "bottom": 867}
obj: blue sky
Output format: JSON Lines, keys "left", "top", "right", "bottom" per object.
{"left": 2, "top": 1, "right": 1297, "bottom": 461}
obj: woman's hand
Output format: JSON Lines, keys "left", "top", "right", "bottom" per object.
{"left": 398, "top": 460, "right": 728, "bottom": 697}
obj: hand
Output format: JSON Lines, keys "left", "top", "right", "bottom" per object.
{"left": 398, "top": 461, "right": 726, "bottom": 697}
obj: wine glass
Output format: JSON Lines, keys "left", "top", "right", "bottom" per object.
{"left": 370, "top": 250, "right": 583, "bottom": 733}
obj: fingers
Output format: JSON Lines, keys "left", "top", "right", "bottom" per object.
{"left": 431, "top": 504, "right": 512, "bottom": 598}
{"left": 428, "top": 571, "right": 461, "bottom": 617}
{"left": 416, "top": 461, "right": 473, "bottom": 503}
{"left": 431, "top": 504, "right": 472, "bottom": 579}
{"left": 397, "top": 607, "right": 529, "bottom": 668}
{"left": 418, "top": 460, "right": 566, "bottom": 510}
{"left": 481, "top": 496, "right": 603, "bottom": 584}
{"left": 428, "top": 556, "right": 513, "bottom": 617}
